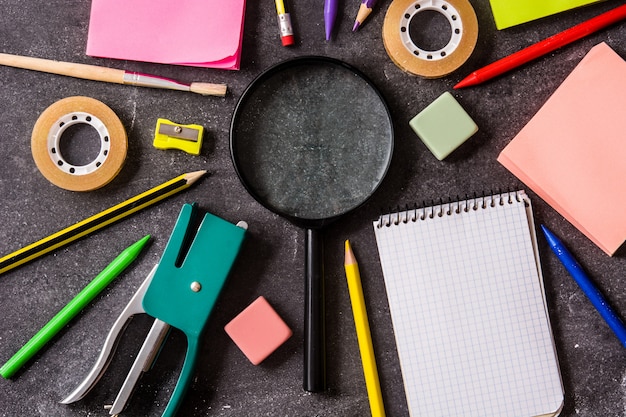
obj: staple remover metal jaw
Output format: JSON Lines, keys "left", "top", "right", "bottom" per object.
{"left": 61, "top": 203, "right": 247, "bottom": 417}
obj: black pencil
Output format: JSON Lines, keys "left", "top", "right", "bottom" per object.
{"left": 0, "top": 170, "right": 205, "bottom": 275}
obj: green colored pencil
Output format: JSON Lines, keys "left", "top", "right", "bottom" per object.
{"left": 0, "top": 234, "right": 150, "bottom": 379}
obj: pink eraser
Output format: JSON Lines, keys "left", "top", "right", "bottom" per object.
{"left": 224, "top": 296, "right": 292, "bottom": 365}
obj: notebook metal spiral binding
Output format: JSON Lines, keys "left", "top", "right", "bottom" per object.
{"left": 376, "top": 190, "right": 523, "bottom": 228}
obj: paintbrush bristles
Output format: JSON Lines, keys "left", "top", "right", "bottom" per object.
{"left": 189, "top": 82, "right": 227, "bottom": 97}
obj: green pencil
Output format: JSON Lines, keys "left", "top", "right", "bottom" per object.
{"left": 0, "top": 234, "right": 150, "bottom": 379}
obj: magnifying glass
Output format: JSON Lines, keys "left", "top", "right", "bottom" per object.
{"left": 230, "top": 56, "right": 393, "bottom": 392}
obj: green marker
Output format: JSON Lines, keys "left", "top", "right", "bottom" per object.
{"left": 0, "top": 234, "right": 150, "bottom": 379}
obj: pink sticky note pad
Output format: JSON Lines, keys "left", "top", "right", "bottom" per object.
{"left": 86, "top": 0, "right": 246, "bottom": 70}
{"left": 225, "top": 297, "right": 292, "bottom": 365}
{"left": 498, "top": 42, "right": 626, "bottom": 255}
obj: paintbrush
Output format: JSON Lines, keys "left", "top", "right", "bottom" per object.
{"left": 0, "top": 52, "right": 227, "bottom": 97}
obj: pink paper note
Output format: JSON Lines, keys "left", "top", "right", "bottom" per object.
{"left": 86, "top": 0, "right": 246, "bottom": 70}
{"left": 498, "top": 42, "right": 626, "bottom": 256}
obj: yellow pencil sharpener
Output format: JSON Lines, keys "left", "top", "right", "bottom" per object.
{"left": 153, "top": 118, "right": 204, "bottom": 155}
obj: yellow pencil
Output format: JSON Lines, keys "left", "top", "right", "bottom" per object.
{"left": 275, "top": 0, "right": 285, "bottom": 14}
{"left": 0, "top": 170, "right": 206, "bottom": 276}
{"left": 344, "top": 240, "right": 385, "bottom": 417}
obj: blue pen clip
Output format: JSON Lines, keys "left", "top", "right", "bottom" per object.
{"left": 61, "top": 203, "right": 247, "bottom": 416}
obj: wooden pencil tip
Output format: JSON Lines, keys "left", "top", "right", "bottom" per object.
{"left": 184, "top": 170, "right": 207, "bottom": 185}
{"left": 344, "top": 240, "right": 356, "bottom": 265}
{"left": 189, "top": 82, "right": 227, "bottom": 97}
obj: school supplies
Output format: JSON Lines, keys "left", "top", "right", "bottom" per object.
{"left": 0, "top": 53, "right": 227, "bottom": 96}
{"left": 382, "top": 0, "right": 478, "bottom": 78}
{"left": 344, "top": 240, "right": 385, "bottom": 417}
{"left": 61, "top": 204, "right": 247, "bottom": 417}
{"left": 324, "top": 0, "right": 338, "bottom": 40}
{"left": 541, "top": 225, "right": 626, "bottom": 348}
{"left": 373, "top": 191, "right": 563, "bottom": 417}
{"left": 225, "top": 296, "right": 292, "bottom": 365}
{"left": 85, "top": 0, "right": 247, "bottom": 70}
{"left": 353, "top": 0, "right": 378, "bottom": 31}
{"left": 488, "top": 0, "right": 603, "bottom": 29}
{"left": 498, "top": 42, "right": 626, "bottom": 256}
{"left": 409, "top": 92, "right": 478, "bottom": 160}
{"left": 31, "top": 96, "right": 127, "bottom": 192}
{"left": 275, "top": 0, "right": 295, "bottom": 46}
{"left": 0, "top": 235, "right": 150, "bottom": 379}
{"left": 153, "top": 119, "right": 205, "bottom": 155}
{"left": 0, "top": 171, "right": 205, "bottom": 276}
{"left": 230, "top": 56, "right": 393, "bottom": 393}
{"left": 455, "top": 4, "right": 626, "bottom": 89}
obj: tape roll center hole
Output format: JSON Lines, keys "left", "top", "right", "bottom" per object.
{"left": 58, "top": 122, "right": 103, "bottom": 167}
{"left": 408, "top": 10, "right": 452, "bottom": 53}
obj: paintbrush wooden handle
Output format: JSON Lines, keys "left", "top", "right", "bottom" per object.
{"left": 0, "top": 52, "right": 227, "bottom": 96}
{"left": 0, "top": 52, "right": 125, "bottom": 84}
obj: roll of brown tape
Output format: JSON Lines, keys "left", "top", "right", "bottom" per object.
{"left": 383, "top": 0, "right": 478, "bottom": 78}
{"left": 31, "top": 96, "right": 127, "bottom": 192}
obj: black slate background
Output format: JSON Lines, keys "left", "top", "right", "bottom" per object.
{"left": 0, "top": 1, "right": 625, "bottom": 416}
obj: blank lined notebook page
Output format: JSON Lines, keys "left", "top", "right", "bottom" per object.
{"left": 373, "top": 191, "right": 563, "bottom": 417}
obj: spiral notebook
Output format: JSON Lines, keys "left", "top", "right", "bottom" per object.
{"left": 373, "top": 191, "right": 563, "bottom": 417}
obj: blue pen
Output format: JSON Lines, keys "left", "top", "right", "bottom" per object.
{"left": 541, "top": 225, "right": 626, "bottom": 348}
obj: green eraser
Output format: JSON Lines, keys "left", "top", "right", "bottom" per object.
{"left": 409, "top": 92, "right": 478, "bottom": 160}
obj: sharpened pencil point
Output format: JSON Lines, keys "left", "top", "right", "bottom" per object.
{"left": 344, "top": 240, "right": 357, "bottom": 266}
{"left": 353, "top": 3, "right": 373, "bottom": 32}
{"left": 184, "top": 170, "right": 207, "bottom": 185}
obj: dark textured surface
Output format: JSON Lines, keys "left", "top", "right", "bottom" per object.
{"left": 0, "top": 1, "right": 625, "bottom": 416}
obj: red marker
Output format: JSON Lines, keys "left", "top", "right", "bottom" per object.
{"left": 455, "top": 4, "right": 626, "bottom": 89}
{"left": 275, "top": 0, "right": 295, "bottom": 46}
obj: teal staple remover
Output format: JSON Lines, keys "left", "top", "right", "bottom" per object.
{"left": 60, "top": 203, "right": 247, "bottom": 417}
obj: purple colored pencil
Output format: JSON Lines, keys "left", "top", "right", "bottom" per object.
{"left": 353, "top": 0, "right": 377, "bottom": 31}
{"left": 324, "top": 0, "right": 338, "bottom": 40}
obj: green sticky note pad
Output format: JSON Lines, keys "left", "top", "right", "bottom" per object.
{"left": 409, "top": 92, "right": 478, "bottom": 160}
{"left": 488, "top": 0, "right": 603, "bottom": 30}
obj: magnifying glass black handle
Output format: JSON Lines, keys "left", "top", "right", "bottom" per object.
{"left": 304, "top": 228, "right": 326, "bottom": 392}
